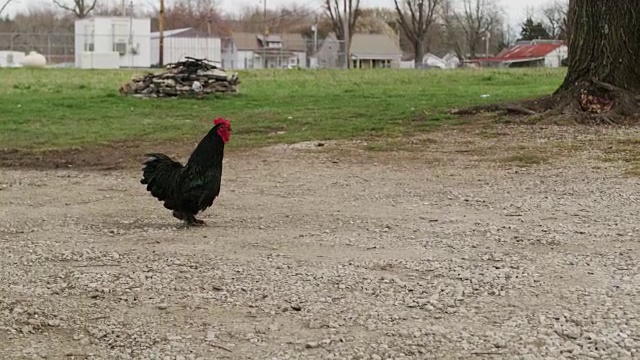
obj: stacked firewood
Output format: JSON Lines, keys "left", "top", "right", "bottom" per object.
{"left": 119, "top": 57, "right": 240, "bottom": 98}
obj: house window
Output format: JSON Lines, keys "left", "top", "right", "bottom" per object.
{"left": 267, "top": 41, "right": 282, "bottom": 48}
{"left": 111, "top": 23, "right": 129, "bottom": 56}
{"left": 84, "top": 24, "right": 94, "bottom": 52}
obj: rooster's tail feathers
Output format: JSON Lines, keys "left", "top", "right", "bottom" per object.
{"left": 140, "top": 153, "right": 184, "bottom": 202}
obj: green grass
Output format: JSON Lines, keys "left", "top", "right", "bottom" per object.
{"left": 0, "top": 67, "right": 566, "bottom": 151}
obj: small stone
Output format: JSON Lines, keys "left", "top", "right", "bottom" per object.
{"left": 157, "top": 303, "right": 168, "bottom": 310}
{"left": 305, "top": 341, "right": 319, "bottom": 348}
{"left": 494, "top": 339, "right": 507, "bottom": 348}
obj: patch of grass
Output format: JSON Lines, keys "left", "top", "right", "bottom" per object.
{"left": 476, "top": 129, "right": 509, "bottom": 138}
{"left": 0, "top": 67, "right": 565, "bottom": 151}
{"left": 624, "top": 164, "right": 640, "bottom": 177}
{"left": 363, "top": 135, "right": 440, "bottom": 152}
{"left": 499, "top": 152, "right": 551, "bottom": 166}
{"left": 617, "top": 138, "right": 640, "bottom": 146}
{"left": 599, "top": 144, "right": 640, "bottom": 163}
{"left": 553, "top": 141, "right": 587, "bottom": 153}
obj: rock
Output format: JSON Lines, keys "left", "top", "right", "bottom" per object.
{"left": 494, "top": 339, "right": 507, "bottom": 348}
{"left": 120, "top": 58, "right": 240, "bottom": 98}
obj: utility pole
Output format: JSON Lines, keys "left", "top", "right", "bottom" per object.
{"left": 343, "top": 0, "right": 349, "bottom": 69}
{"left": 159, "top": 0, "right": 164, "bottom": 67}
{"left": 262, "top": 0, "right": 267, "bottom": 69}
{"left": 128, "top": 0, "right": 133, "bottom": 69}
{"left": 312, "top": 15, "right": 318, "bottom": 54}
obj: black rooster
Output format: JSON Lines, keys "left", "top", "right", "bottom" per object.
{"left": 140, "top": 118, "right": 232, "bottom": 226}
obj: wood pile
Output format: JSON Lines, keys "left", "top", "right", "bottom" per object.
{"left": 119, "top": 57, "right": 240, "bottom": 98}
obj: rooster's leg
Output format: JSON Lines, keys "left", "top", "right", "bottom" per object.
{"left": 185, "top": 214, "right": 206, "bottom": 226}
{"left": 172, "top": 210, "right": 186, "bottom": 220}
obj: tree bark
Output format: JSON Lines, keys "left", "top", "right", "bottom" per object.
{"left": 414, "top": 42, "right": 425, "bottom": 68}
{"left": 559, "top": 0, "right": 640, "bottom": 92}
{"left": 552, "top": 0, "right": 640, "bottom": 119}
{"left": 440, "top": 0, "right": 640, "bottom": 124}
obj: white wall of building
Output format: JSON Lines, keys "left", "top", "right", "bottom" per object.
{"left": 75, "top": 16, "right": 151, "bottom": 69}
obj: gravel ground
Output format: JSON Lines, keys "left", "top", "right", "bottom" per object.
{"left": 1, "top": 125, "right": 639, "bottom": 359}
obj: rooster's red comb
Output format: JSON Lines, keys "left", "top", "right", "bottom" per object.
{"left": 213, "top": 117, "right": 231, "bottom": 127}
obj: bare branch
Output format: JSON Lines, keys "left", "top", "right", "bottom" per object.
{"left": 324, "top": 0, "right": 361, "bottom": 67}
{"left": 394, "top": 0, "right": 440, "bottom": 68}
{"left": 540, "top": 0, "right": 568, "bottom": 39}
{"left": 451, "top": 0, "right": 501, "bottom": 58}
{"left": 52, "top": 0, "right": 99, "bottom": 18}
{"left": 0, "top": 0, "right": 15, "bottom": 17}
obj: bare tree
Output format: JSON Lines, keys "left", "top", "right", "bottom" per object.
{"left": 455, "top": 0, "right": 501, "bottom": 58}
{"left": 52, "top": 0, "right": 99, "bottom": 18}
{"left": 0, "top": 0, "right": 15, "bottom": 17}
{"left": 228, "top": 3, "right": 316, "bottom": 35}
{"left": 161, "top": 0, "right": 228, "bottom": 35}
{"left": 541, "top": 0, "right": 568, "bottom": 39}
{"left": 393, "top": 0, "right": 440, "bottom": 68}
{"left": 440, "top": 0, "right": 465, "bottom": 61}
{"left": 324, "top": 0, "right": 361, "bottom": 67}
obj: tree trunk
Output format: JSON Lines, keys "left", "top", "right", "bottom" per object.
{"left": 449, "top": 0, "right": 640, "bottom": 123}
{"left": 414, "top": 41, "right": 425, "bottom": 69}
{"left": 553, "top": 0, "right": 640, "bottom": 119}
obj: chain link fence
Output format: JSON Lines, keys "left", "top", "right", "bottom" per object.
{"left": 0, "top": 32, "right": 350, "bottom": 69}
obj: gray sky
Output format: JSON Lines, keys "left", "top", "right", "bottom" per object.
{"left": 219, "top": 0, "right": 543, "bottom": 29}
{"left": 4, "top": 0, "right": 543, "bottom": 29}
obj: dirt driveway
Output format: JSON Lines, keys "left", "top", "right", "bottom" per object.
{"left": 1, "top": 125, "right": 639, "bottom": 359}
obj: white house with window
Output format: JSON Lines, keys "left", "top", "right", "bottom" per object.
{"left": 74, "top": 16, "right": 151, "bottom": 69}
{"left": 222, "top": 32, "right": 307, "bottom": 69}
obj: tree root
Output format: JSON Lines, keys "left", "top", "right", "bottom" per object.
{"left": 449, "top": 104, "right": 537, "bottom": 116}
{"left": 449, "top": 79, "right": 640, "bottom": 126}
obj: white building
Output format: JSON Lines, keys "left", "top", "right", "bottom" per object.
{"left": 150, "top": 27, "right": 222, "bottom": 67}
{"left": 474, "top": 40, "right": 568, "bottom": 68}
{"left": 0, "top": 51, "right": 25, "bottom": 67}
{"left": 222, "top": 32, "right": 307, "bottom": 69}
{"left": 74, "top": 16, "right": 151, "bottom": 69}
{"left": 422, "top": 53, "right": 447, "bottom": 69}
{"left": 441, "top": 53, "right": 461, "bottom": 69}
{"left": 400, "top": 52, "right": 460, "bottom": 69}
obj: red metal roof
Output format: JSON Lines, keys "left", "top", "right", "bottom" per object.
{"left": 474, "top": 42, "right": 565, "bottom": 62}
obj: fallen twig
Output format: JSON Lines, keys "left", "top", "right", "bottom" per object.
{"left": 470, "top": 351, "right": 505, "bottom": 356}
{"left": 210, "top": 343, "right": 233, "bottom": 352}
{"left": 70, "top": 263, "right": 121, "bottom": 268}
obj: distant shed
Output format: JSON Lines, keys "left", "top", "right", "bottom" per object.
{"left": 150, "top": 27, "right": 222, "bottom": 67}
{"left": 0, "top": 51, "right": 25, "bottom": 67}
